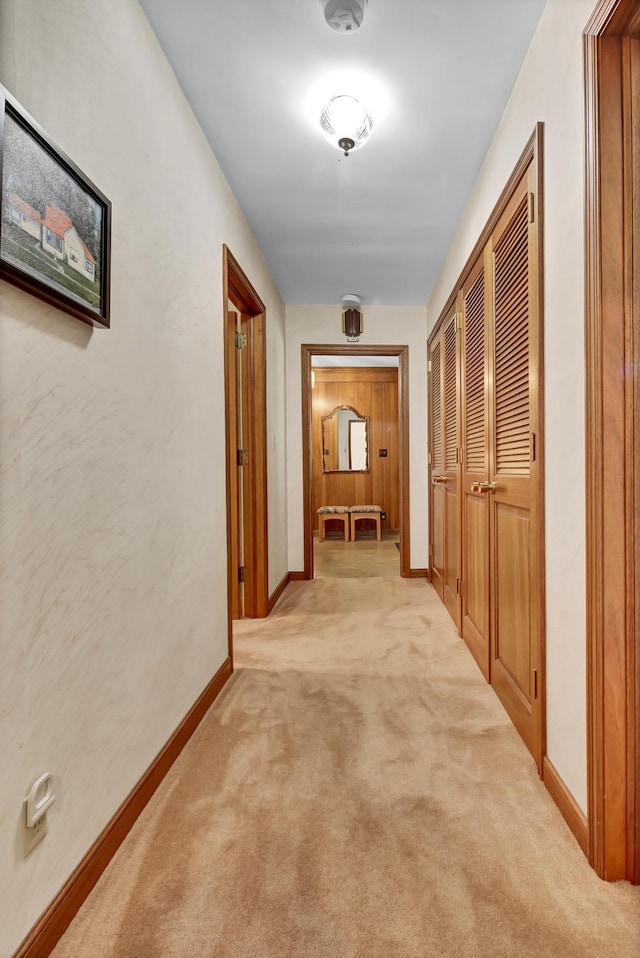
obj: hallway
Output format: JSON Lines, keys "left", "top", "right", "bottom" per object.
{"left": 51, "top": 578, "right": 638, "bottom": 958}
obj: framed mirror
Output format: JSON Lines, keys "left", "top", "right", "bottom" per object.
{"left": 322, "top": 405, "right": 369, "bottom": 473}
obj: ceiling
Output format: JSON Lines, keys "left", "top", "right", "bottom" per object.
{"left": 139, "top": 0, "right": 547, "bottom": 307}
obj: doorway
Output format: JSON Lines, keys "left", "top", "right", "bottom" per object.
{"left": 223, "top": 246, "right": 269, "bottom": 644}
{"left": 584, "top": 0, "right": 640, "bottom": 883}
{"left": 301, "top": 344, "right": 410, "bottom": 580}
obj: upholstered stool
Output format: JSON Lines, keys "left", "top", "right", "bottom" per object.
{"left": 317, "top": 506, "right": 351, "bottom": 542}
{"left": 349, "top": 505, "right": 382, "bottom": 541}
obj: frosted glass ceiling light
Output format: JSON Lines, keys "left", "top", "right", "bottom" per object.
{"left": 319, "top": 94, "right": 374, "bottom": 156}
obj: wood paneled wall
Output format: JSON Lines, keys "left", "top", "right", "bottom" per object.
{"left": 311, "top": 367, "right": 399, "bottom": 531}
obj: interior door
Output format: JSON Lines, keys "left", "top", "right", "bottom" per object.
{"left": 226, "top": 310, "right": 255, "bottom": 620}
{"left": 226, "top": 310, "right": 242, "bottom": 620}
{"left": 429, "top": 337, "right": 445, "bottom": 599}
{"left": 460, "top": 256, "right": 491, "bottom": 679}
{"left": 442, "top": 309, "right": 461, "bottom": 629}
{"left": 488, "top": 167, "right": 542, "bottom": 768}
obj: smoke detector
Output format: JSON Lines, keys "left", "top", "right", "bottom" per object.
{"left": 342, "top": 294, "right": 362, "bottom": 310}
{"left": 319, "top": 0, "right": 368, "bottom": 34}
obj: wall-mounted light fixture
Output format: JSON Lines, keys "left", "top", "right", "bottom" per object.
{"left": 342, "top": 294, "right": 363, "bottom": 341}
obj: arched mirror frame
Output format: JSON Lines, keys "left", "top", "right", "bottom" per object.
{"left": 321, "top": 404, "right": 370, "bottom": 474}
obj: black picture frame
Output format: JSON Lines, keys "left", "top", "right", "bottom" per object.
{"left": 0, "top": 85, "right": 111, "bottom": 329}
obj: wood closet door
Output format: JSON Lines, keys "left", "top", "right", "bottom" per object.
{"left": 460, "top": 257, "right": 490, "bottom": 680}
{"left": 442, "top": 310, "right": 461, "bottom": 630}
{"left": 488, "top": 167, "right": 542, "bottom": 767}
{"left": 429, "top": 336, "right": 445, "bottom": 600}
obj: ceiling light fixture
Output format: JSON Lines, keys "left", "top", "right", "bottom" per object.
{"left": 319, "top": 94, "right": 374, "bottom": 156}
{"left": 319, "top": 0, "right": 368, "bottom": 34}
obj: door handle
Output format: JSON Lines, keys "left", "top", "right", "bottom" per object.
{"left": 471, "top": 481, "right": 496, "bottom": 494}
{"left": 432, "top": 475, "right": 447, "bottom": 484}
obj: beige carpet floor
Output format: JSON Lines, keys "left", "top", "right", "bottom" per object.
{"left": 313, "top": 531, "right": 400, "bottom": 578}
{"left": 52, "top": 578, "right": 640, "bottom": 957}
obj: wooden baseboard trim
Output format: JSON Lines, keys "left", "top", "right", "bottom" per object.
{"left": 407, "top": 568, "right": 428, "bottom": 578}
{"left": 14, "top": 657, "right": 233, "bottom": 958}
{"left": 542, "top": 756, "right": 589, "bottom": 858}
{"left": 289, "top": 571, "right": 307, "bottom": 581}
{"left": 268, "top": 572, "right": 290, "bottom": 612}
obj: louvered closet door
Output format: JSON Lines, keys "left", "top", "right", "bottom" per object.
{"left": 488, "top": 166, "right": 542, "bottom": 766}
{"left": 460, "top": 257, "right": 490, "bottom": 679}
{"left": 429, "top": 336, "right": 445, "bottom": 600}
{"left": 442, "top": 310, "right": 461, "bottom": 629}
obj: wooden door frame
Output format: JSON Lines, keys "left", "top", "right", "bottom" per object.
{"left": 301, "top": 344, "right": 411, "bottom": 578}
{"left": 222, "top": 246, "right": 269, "bottom": 650}
{"left": 584, "top": 0, "right": 640, "bottom": 883}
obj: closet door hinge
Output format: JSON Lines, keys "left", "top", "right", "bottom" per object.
{"left": 456, "top": 446, "right": 464, "bottom": 464}
{"left": 235, "top": 331, "right": 247, "bottom": 349}
{"left": 530, "top": 432, "right": 536, "bottom": 463}
{"left": 455, "top": 312, "right": 462, "bottom": 331}
{"left": 428, "top": 451, "right": 432, "bottom": 464}
{"left": 528, "top": 192, "right": 535, "bottom": 224}
{"left": 237, "top": 449, "right": 248, "bottom": 466}
{"left": 532, "top": 668, "right": 538, "bottom": 699}
{"left": 428, "top": 359, "right": 432, "bottom": 373}
{"left": 238, "top": 565, "right": 250, "bottom": 583}
{"left": 456, "top": 578, "right": 462, "bottom": 597}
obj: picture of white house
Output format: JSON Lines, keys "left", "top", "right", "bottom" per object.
{"left": 41, "top": 203, "right": 96, "bottom": 280}
{"left": 8, "top": 193, "right": 96, "bottom": 282}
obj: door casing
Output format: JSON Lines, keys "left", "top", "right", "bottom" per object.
{"left": 223, "top": 246, "right": 269, "bottom": 650}
{"left": 301, "top": 344, "right": 411, "bottom": 579}
{"left": 584, "top": 0, "right": 640, "bottom": 883}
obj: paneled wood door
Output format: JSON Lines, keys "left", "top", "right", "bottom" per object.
{"left": 488, "top": 164, "right": 543, "bottom": 769}
{"left": 429, "top": 309, "right": 461, "bottom": 625}
{"left": 460, "top": 256, "right": 490, "bottom": 680}
{"left": 442, "top": 310, "right": 461, "bottom": 630}
{"left": 428, "top": 132, "right": 544, "bottom": 771}
{"left": 429, "top": 335, "right": 445, "bottom": 600}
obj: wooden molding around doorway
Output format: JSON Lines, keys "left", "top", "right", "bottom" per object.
{"left": 222, "top": 246, "right": 269, "bottom": 644}
{"left": 584, "top": 0, "right": 640, "bottom": 883}
{"left": 301, "top": 344, "right": 410, "bottom": 578}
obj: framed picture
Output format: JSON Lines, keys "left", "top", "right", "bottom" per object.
{"left": 0, "top": 84, "right": 111, "bottom": 328}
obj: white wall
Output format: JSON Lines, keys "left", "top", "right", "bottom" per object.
{"left": 285, "top": 305, "right": 428, "bottom": 571}
{"left": 427, "top": 0, "right": 593, "bottom": 812}
{"left": 0, "top": 1, "right": 287, "bottom": 954}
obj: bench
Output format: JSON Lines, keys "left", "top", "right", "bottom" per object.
{"left": 350, "top": 505, "right": 382, "bottom": 541}
{"left": 317, "top": 506, "right": 350, "bottom": 542}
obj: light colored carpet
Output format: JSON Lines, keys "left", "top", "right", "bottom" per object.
{"left": 52, "top": 578, "right": 639, "bottom": 957}
{"left": 313, "top": 532, "right": 400, "bottom": 578}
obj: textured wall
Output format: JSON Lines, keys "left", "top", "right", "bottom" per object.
{"left": 0, "top": 1, "right": 287, "bottom": 954}
{"left": 427, "top": 0, "right": 595, "bottom": 812}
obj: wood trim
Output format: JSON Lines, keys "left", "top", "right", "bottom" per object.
{"left": 301, "top": 345, "right": 411, "bottom": 579}
{"left": 542, "top": 757, "right": 589, "bottom": 858}
{"left": 408, "top": 568, "right": 428, "bottom": 578}
{"left": 429, "top": 124, "right": 543, "bottom": 342}
{"left": 223, "top": 246, "right": 269, "bottom": 631}
{"left": 268, "top": 571, "right": 290, "bottom": 612}
{"left": 289, "top": 571, "right": 306, "bottom": 581}
{"left": 584, "top": 0, "right": 640, "bottom": 884}
{"left": 313, "top": 366, "right": 398, "bottom": 383}
{"left": 13, "top": 658, "right": 233, "bottom": 958}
